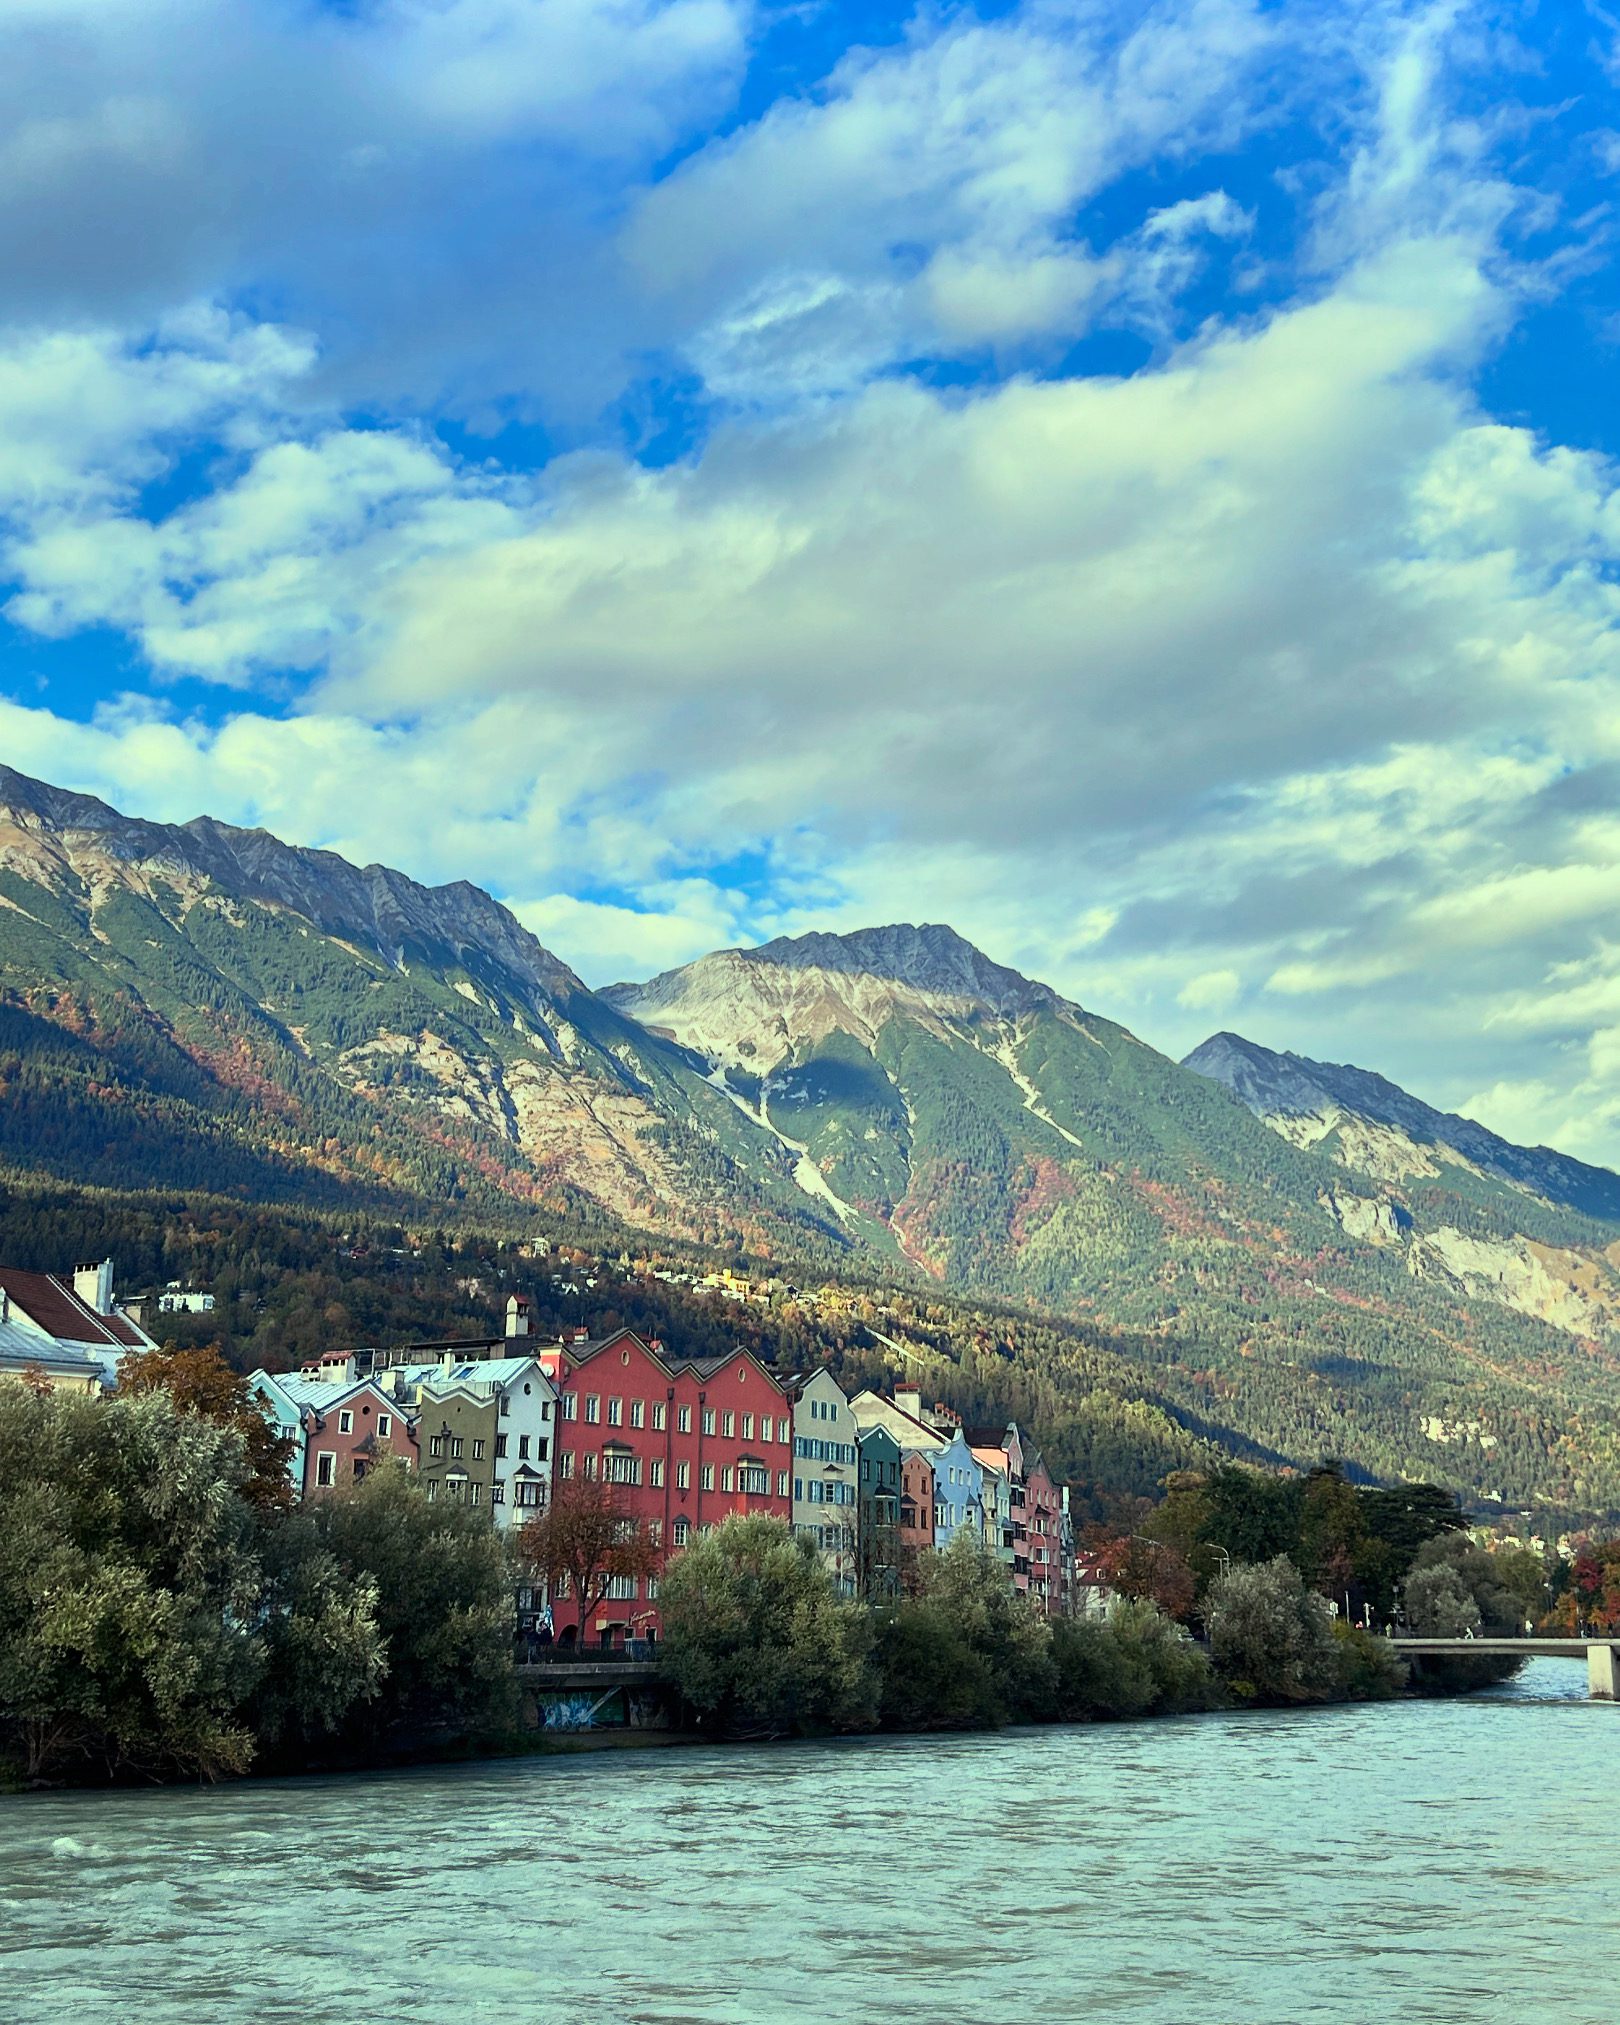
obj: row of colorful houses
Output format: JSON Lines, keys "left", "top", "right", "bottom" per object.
{"left": 0, "top": 1262, "right": 1091, "bottom": 1647}
{"left": 241, "top": 1294, "right": 1086, "bottom": 1644}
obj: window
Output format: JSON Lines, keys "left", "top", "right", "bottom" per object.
{"left": 777, "top": 1471, "right": 790, "bottom": 1498}
{"left": 450, "top": 1436, "right": 464, "bottom": 1459}
{"left": 515, "top": 1480, "right": 546, "bottom": 1508}
{"left": 671, "top": 1517, "right": 690, "bottom": 1546}
{"left": 338, "top": 1409, "right": 353, "bottom": 1434}
{"left": 472, "top": 1438, "right": 485, "bottom": 1461}
{"left": 561, "top": 1393, "right": 578, "bottom": 1420}
{"left": 648, "top": 1520, "right": 663, "bottom": 1546}
{"left": 739, "top": 1464, "right": 768, "bottom": 1496}
{"left": 722, "top": 1467, "right": 734, "bottom": 1492}
{"left": 650, "top": 1459, "right": 665, "bottom": 1488}
{"left": 491, "top": 1484, "right": 504, "bottom": 1504}
{"left": 584, "top": 1395, "right": 600, "bottom": 1424}
{"left": 629, "top": 1399, "right": 644, "bottom": 1429}
{"left": 495, "top": 1434, "right": 508, "bottom": 1459}
{"left": 581, "top": 1452, "right": 598, "bottom": 1480}
{"left": 603, "top": 1450, "right": 641, "bottom": 1486}
{"left": 541, "top": 1400, "right": 551, "bottom": 1421}
{"left": 560, "top": 1452, "right": 575, "bottom": 1479}
{"left": 795, "top": 1436, "right": 811, "bottom": 1460}
{"left": 645, "top": 1576, "right": 660, "bottom": 1600}
{"left": 721, "top": 1411, "right": 735, "bottom": 1438}
{"left": 778, "top": 1418, "right": 790, "bottom": 1443}
{"left": 794, "top": 1477, "right": 803, "bottom": 1500}
{"left": 676, "top": 1461, "right": 690, "bottom": 1490}
{"left": 606, "top": 1574, "right": 637, "bottom": 1601}
{"left": 429, "top": 1435, "right": 444, "bottom": 1459}
{"left": 742, "top": 1413, "right": 754, "bottom": 1441}
{"left": 651, "top": 1402, "right": 666, "bottom": 1431}
{"left": 702, "top": 1408, "right": 716, "bottom": 1436}
{"left": 377, "top": 1413, "right": 392, "bottom": 1440}
{"left": 536, "top": 1439, "right": 549, "bottom": 1461}
{"left": 700, "top": 1464, "right": 714, "bottom": 1492}
{"left": 607, "top": 1397, "right": 622, "bottom": 1427}
{"left": 499, "top": 1394, "right": 511, "bottom": 1417}
{"left": 425, "top": 1478, "right": 438, "bottom": 1502}
{"left": 677, "top": 1405, "right": 692, "bottom": 1434}
{"left": 518, "top": 1434, "right": 530, "bottom": 1459}
{"left": 315, "top": 1451, "right": 336, "bottom": 1487}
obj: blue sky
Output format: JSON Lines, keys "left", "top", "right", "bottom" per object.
{"left": 3, "top": 0, "right": 1620, "bottom": 1157}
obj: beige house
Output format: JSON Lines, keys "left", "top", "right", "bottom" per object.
{"left": 790, "top": 1368, "right": 861, "bottom": 1595}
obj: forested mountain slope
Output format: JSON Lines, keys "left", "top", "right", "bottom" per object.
{"left": 0, "top": 766, "right": 844, "bottom": 1253}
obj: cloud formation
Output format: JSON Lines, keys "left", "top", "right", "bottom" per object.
{"left": 4, "top": 0, "right": 1620, "bottom": 1160}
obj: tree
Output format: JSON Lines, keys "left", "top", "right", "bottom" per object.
{"left": 0, "top": 1378, "right": 264, "bottom": 1781}
{"left": 911, "top": 1531, "right": 1056, "bottom": 1722}
{"left": 1052, "top": 1599, "right": 1219, "bottom": 1721}
{"left": 1405, "top": 1534, "right": 1528, "bottom": 1637}
{"left": 516, "top": 1476, "right": 661, "bottom": 1645}
{"left": 659, "top": 1515, "right": 877, "bottom": 1735}
{"left": 248, "top": 1510, "right": 386, "bottom": 1759}
{"left": 318, "top": 1461, "right": 518, "bottom": 1747}
{"left": 118, "top": 1341, "right": 295, "bottom": 1511}
{"left": 1545, "top": 1539, "right": 1620, "bottom": 1635}
{"left": 1205, "top": 1557, "right": 1341, "bottom": 1705}
{"left": 1092, "top": 1535, "right": 1197, "bottom": 1623}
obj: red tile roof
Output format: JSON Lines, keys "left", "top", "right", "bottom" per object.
{"left": 0, "top": 1268, "right": 147, "bottom": 1349}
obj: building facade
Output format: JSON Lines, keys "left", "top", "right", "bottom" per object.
{"left": 856, "top": 1424, "right": 903, "bottom": 1601}
{"left": 249, "top": 1370, "right": 419, "bottom": 1495}
{"left": 790, "top": 1367, "right": 860, "bottom": 1594}
{"left": 536, "top": 1329, "right": 793, "bottom": 1643}
{"left": 381, "top": 1354, "right": 556, "bottom": 1524}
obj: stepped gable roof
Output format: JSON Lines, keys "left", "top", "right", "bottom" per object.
{"left": 0, "top": 1266, "right": 147, "bottom": 1348}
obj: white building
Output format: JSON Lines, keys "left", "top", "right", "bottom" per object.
{"left": 0, "top": 1259, "right": 156, "bottom": 1392}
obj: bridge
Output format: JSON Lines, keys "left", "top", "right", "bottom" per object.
{"left": 1391, "top": 1636, "right": 1620, "bottom": 1700}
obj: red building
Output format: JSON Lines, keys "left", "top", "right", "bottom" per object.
{"left": 1024, "top": 1448, "right": 1063, "bottom": 1616}
{"left": 536, "top": 1329, "right": 792, "bottom": 1643}
{"left": 898, "top": 1449, "right": 936, "bottom": 1585}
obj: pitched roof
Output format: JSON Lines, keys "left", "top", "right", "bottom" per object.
{"left": 0, "top": 1267, "right": 148, "bottom": 1349}
{"left": 0, "top": 1318, "right": 113, "bottom": 1377}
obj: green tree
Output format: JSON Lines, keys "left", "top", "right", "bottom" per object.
{"left": 1052, "top": 1600, "right": 1219, "bottom": 1720}
{"left": 1205, "top": 1557, "right": 1341, "bottom": 1705}
{"left": 659, "top": 1515, "right": 877, "bottom": 1736}
{"left": 0, "top": 1378, "right": 263, "bottom": 1782}
{"left": 315, "top": 1461, "right": 517, "bottom": 1749}
{"left": 118, "top": 1340, "right": 295, "bottom": 1511}
{"left": 248, "top": 1509, "right": 386, "bottom": 1758}
{"left": 911, "top": 1531, "right": 1056, "bottom": 1721}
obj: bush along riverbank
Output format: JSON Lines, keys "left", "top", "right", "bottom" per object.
{"left": 655, "top": 1521, "right": 1420, "bottom": 1740}
{"left": 0, "top": 1377, "right": 1516, "bottom": 1787}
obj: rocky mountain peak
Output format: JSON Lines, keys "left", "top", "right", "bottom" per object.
{"left": 605, "top": 922, "right": 1061, "bottom": 1072}
{"left": 0, "top": 765, "right": 583, "bottom": 1003}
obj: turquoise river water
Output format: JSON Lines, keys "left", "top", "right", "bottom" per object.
{"left": 1, "top": 1660, "right": 1616, "bottom": 2024}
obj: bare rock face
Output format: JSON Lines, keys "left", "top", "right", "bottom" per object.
{"left": 1184, "top": 1027, "right": 1620, "bottom": 1221}
{"left": 605, "top": 922, "right": 1060, "bottom": 1075}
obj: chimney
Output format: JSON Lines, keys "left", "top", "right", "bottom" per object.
{"left": 505, "top": 1294, "right": 531, "bottom": 1340}
{"left": 894, "top": 1386, "right": 923, "bottom": 1420}
{"left": 74, "top": 1259, "right": 114, "bottom": 1315}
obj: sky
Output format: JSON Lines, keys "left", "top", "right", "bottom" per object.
{"left": 3, "top": 0, "right": 1620, "bottom": 1159}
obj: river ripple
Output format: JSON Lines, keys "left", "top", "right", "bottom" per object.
{"left": 1, "top": 1661, "right": 1615, "bottom": 2024}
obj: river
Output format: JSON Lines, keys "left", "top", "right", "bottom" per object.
{"left": 2, "top": 1660, "right": 1615, "bottom": 2024}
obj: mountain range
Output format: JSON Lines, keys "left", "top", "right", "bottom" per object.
{"left": 5, "top": 763, "right": 1620, "bottom": 1516}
